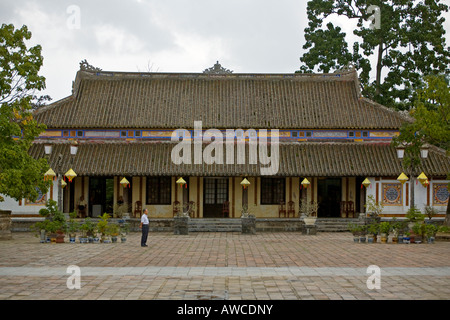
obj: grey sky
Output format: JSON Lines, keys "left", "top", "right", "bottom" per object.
{"left": 1, "top": 0, "right": 449, "bottom": 102}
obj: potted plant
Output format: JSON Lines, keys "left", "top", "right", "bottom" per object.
{"left": 348, "top": 223, "right": 361, "bottom": 243}
{"left": 36, "top": 200, "right": 67, "bottom": 243}
{"left": 97, "top": 213, "right": 111, "bottom": 243}
{"left": 300, "top": 201, "right": 319, "bottom": 225}
{"left": 119, "top": 220, "right": 130, "bottom": 243}
{"left": 80, "top": 218, "right": 96, "bottom": 243}
{"left": 367, "top": 222, "right": 379, "bottom": 243}
{"left": 364, "top": 195, "right": 383, "bottom": 223}
{"left": 425, "top": 224, "right": 438, "bottom": 244}
{"left": 423, "top": 206, "right": 438, "bottom": 222}
{"left": 108, "top": 223, "right": 120, "bottom": 243}
{"left": 412, "top": 222, "right": 425, "bottom": 244}
{"left": 67, "top": 211, "right": 78, "bottom": 243}
{"left": 406, "top": 206, "right": 425, "bottom": 229}
{"left": 359, "top": 225, "right": 367, "bottom": 243}
{"left": 403, "top": 230, "right": 411, "bottom": 244}
{"left": 391, "top": 219, "right": 402, "bottom": 244}
{"left": 379, "top": 221, "right": 391, "bottom": 243}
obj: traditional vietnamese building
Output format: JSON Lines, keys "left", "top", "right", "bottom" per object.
{"left": 6, "top": 62, "right": 450, "bottom": 230}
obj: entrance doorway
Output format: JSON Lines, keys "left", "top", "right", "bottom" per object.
{"left": 203, "top": 177, "right": 229, "bottom": 218}
{"left": 317, "top": 178, "right": 341, "bottom": 217}
{"left": 89, "top": 177, "right": 114, "bottom": 217}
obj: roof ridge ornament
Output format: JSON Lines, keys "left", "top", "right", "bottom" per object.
{"left": 79, "top": 59, "right": 102, "bottom": 72}
{"left": 203, "top": 61, "right": 233, "bottom": 74}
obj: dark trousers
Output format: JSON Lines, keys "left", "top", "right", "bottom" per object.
{"left": 141, "top": 224, "right": 149, "bottom": 246}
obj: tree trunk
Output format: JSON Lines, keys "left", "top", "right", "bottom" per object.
{"left": 375, "top": 41, "right": 383, "bottom": 95}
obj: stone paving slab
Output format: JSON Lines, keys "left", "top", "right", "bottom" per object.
{"left": 0, "top": 232, "right": 449, "bottom": 301}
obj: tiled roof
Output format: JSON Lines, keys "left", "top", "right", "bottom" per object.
{"left": 34, "top": 69, "right": 408, "bottom": 130}
{"left": 30, "top": 142, "right": 450, "bottom": 177}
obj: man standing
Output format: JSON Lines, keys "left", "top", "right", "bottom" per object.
{"left": 140, "top": 208, "right": 149, "bottom": 247}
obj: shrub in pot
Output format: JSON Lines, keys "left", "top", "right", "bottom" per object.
{"left": 379, "top": 222, "right": 391, "bottom": 243}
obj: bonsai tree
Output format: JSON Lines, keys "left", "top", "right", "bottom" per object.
{"left": 300, "top": 201, "right": 319, "bottom": 218}
{"left": 423, "top": 206, "right": 438, "bottom": 221}
{"left": 364, "top": 195, "right": 383, "bottom": 221}
{"left": 406, "top": 206, "right": 425, "bottom": 224}
{"left": 425, "top": 224, "right": 438, "bottom": 241}
{"left": 37, "top": 200, "right": 66, "bottom": 234}
{"left": 412, "top": 222, "right": 426, "bottom": 241}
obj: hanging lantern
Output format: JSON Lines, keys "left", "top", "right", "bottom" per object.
{"left": 120, "top": 177, "right": 130, "bottom": 188}
{"left": 301, "top": 178, "right": 310, "bottom": 189}
{"left": 417, "top": 172, "right": 427, "bottom": 183}
{"left": 397, "top": 172, "right": 409, "bottom": 186}
{"left": 240, "top": 178, "right": 250, "bottom": 189}
{"left": 362, "top": 178, "right": 371, "bottom": 189}
{"left": 61, "top": 179, "right": 67, "bottom": 189}
{"left": 176, "top": 177, "right": 187, "bottom": 188}
{"left": 44, "top": 168, "right": 56, "bottom": 181}
{"left": 421, "top": 179, "right": 430, "bottom": 188}
{"left": 64, "top": 168, "right": 77, "bottom": 182}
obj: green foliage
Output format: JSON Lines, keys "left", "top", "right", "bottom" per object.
{"left": 412, "top": 222, "right": 426, "bottom": 238}
{"left": 32, "top": 199, "right": 66, "bottom": 234}
{"left": 367, "top": 222, "right": 379, "bottom": 235}
{"left": 80, "top": 217, "right": 96, "bottom": 237}
{"left": 97, "top": 213, "right": 111, "bottom": 236}
{"left": 425, "top": 224, "right": 438, "bottom": 237}
{"left": 348, "top": 223, "right": 362, "bottom": 235}
{"left": 364, "top": 195, "right": 383, "bottom": 217}
{"left": 0, "top": 23, "right": 51, "bottom": 202}
{"left": 392, "top": 75, "right": 449, "bottom": 166}
{"left": 107, "top": 223, "right": 120, "bottom": 237}
{"left": 298, "top": 1, "right": 450, "bottom": 110}
{"left": 406, "top": 206, "right": 425, "bottom": 223}
{"left": 379, "top": 222, "right": 391, "bottom": 235}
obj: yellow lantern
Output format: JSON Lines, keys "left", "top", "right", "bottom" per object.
{"left": 176, "top": 177, "right": 187, "bottom": 188}
{"left": 421, "top": 179, "right": 430, "bottom": 188}
{"left": 397, "top": 172, "right": 409, "bottom": 185}
{"left": 44, "top": 168, "right": 56, "bottom": 181}
{"left": 61, "top": 179, "right": 67, "bottom": 188}
{"left": 417, "top": 172, "right": 427, "bottom": 183}
{"left": 64, "top": 168, "right": 77, "bottom": 183}
{"left": 362, "top": 178, "right": 371, "bottom": 189}
{"left": 120, "top": 177, "right": 130, "bottom": 188}
{"left": 240, "top": 178, "right": 250, "bottom": 189}
{"left": 301, "top": 178, "right": 310, "bottom": 189}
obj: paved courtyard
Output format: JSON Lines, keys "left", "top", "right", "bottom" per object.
{"left": 0, "top": 231, "right": 449, "bottom": 301}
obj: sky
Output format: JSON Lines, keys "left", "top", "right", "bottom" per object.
{"left": 1, "top": 0, "right": 450, "bottom": 102}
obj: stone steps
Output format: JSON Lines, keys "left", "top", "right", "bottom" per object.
{"left": 315, "top": 218, "right": 363, "bottom": 232}
{"left": 189, "top": 218, "right": 242, "bottom": 232}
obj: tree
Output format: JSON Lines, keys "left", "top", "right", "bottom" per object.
{"left": 392, "top": 75, "right": 450, "bottom": 225}
{"left": 0, "top": 24, "right": 51, "bottom": 202}
{"left": 298, "top": 0, "right": 450, "bottom": 110}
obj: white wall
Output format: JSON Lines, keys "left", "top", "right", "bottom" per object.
{"left": 0, "top": 182, "right": 59, "bottom": 216}
{"left": 365, "top": 177, "right": 448, "bottom": 218}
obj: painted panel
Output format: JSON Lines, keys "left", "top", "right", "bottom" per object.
{"left": 433, "top": 183, "right": 449, "bottom": 206}
{"left": 382, "top": 183, "right": 403, "bottom": 206}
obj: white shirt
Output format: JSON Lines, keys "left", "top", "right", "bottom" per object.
{"left": 141, "top": 213, "right": 149, "bottom": 225}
